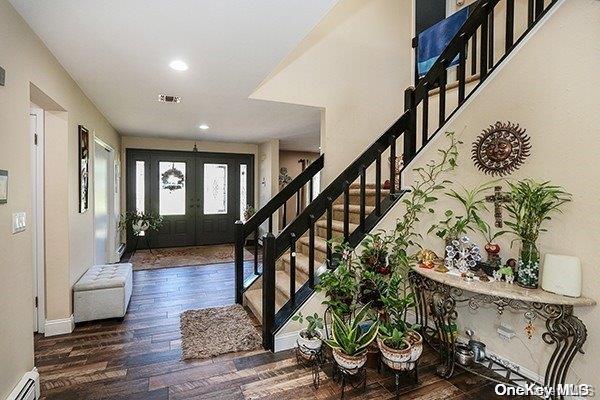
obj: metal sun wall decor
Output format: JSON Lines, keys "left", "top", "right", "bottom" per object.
{"left": 472, "top": 121, "right": 531, "bottom": 176}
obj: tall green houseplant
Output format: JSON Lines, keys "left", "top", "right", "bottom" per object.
{"left": 504, "top": 179, "right": 571, "bottom": 288}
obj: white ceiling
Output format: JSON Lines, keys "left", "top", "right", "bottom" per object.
{"left": 10, "top": 0, "right": 335, "bottom": 151}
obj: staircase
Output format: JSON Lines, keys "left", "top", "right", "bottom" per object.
{"left": 243, "top": 184, "right": 388, "bottom": 322}
{"left": 235, "top": 0, "right": 560, "bottom": 351}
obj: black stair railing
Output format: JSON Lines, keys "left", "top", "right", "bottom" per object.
{"left": 234, "top": 155, "right": 324, "bottom": 304}
{"left": 255, "top": 0, "right": 559, "bottom": 350}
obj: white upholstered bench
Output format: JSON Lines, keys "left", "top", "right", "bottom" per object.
{"left": 73, "top": 263, "right": 133, "bottom": 323}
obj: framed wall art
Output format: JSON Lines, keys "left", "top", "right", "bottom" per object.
{"left": 78, "top": 125, "right": 90, "bottom": 213}
{"left": 0, "top": 170, "right": 7, "bottom": 204}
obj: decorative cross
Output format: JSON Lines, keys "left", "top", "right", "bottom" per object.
{"left": 485, "top": 186, "right": 511, "bottom": 228}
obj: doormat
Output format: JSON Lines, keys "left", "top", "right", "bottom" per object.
{"left": 130, "top": 244, "right": 254, "bottom": 271}
{"left": 180, "top": 304, "right": 262, "bottom": 360}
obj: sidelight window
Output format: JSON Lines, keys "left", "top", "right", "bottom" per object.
{"left": 239, "top": 164, "right": 247, "bottom": 218}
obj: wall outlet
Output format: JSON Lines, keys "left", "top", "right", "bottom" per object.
{"left": 12, "top": 212, "right": 26, "bottom": 234}
{"left": 497, "top": 324, "right": 516, "bottom": 340}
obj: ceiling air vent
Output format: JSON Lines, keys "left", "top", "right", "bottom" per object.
{"left": 158, "top": 94, "right": 181, "bottom": 103}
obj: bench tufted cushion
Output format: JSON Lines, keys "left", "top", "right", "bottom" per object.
{"left": 74, "top": 263, "right": 133, "bottom": 291}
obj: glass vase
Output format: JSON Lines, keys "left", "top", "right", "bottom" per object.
{"left": 516, "top": 241, "right": 540, "bottom": 288}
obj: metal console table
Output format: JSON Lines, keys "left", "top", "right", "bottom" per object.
{"left": 409, "top": 267, "right": 595, "bottom": 400}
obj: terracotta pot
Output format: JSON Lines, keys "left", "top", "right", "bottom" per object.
{"left": 297, "top": 330, "right": 322, "bottom": 358}
{"left": 332, "top": 349, "right": 368, "bottom": 373}
{"left": 406, "top": 331, "right": 423, "bottom": 362}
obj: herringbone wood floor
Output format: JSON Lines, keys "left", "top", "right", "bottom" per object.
{"left": 34, "top": 262, "right": 529, "bottom": 399}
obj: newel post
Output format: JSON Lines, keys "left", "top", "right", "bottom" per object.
{"left": 234, "top": 220, "right": 245, "bottom": 305}
{"left": 262, "top": 233, "right": 276, "bottom": 351}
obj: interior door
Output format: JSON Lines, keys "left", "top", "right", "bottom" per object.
{"left": 195, "top": 156, "right": 237, "bottom": 245}
{"left": 150, "top": 153, "right": 197, "bottom": 248}
{"left": 94, "top": 143, "right": 110, "bottom": 265}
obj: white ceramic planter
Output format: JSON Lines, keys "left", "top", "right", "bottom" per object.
{"left": 377, "top": 336, "right": 411, "bottom": 364}
{"left": 297, "top": 330, "right": 322, "bottom": 358}
{"left": 332, "top": 349, "right": 367, "bottom": 373}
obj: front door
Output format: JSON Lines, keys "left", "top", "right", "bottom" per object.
{"left": 150, "top": 152, "right": 197, "bottom": 248}
{"left": 127, "top": 149, "right": 253, "bottom": 249}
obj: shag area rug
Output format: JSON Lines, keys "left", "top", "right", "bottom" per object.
{"left": 130, "top": 244, "right": 253, "bottom": 271}
{"left": 180, "top": 305, "right": 262, "bottom": 360}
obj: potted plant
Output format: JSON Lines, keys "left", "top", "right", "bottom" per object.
{"left": 504, "top": 179, "right": 571, "bottom": 288}
{"left": 118, "top": 211, "right": 164, "bottom": 236}
{"left": 316, "top": 241, "right": 359, "bottom": 316}
{"left": 359, "top": 232, "right": 392, "bottom": 275}
{"left": 292, "top": 312, "right": 324, "bottom": 357}
{"left": 325, "top": 302, "right": 379, "bottom": 373}
{"left": 378, "top": 324, "right": 411, "bottom": 364}
{"left": 428, "top": 182, "right": 495, "bottom": 247}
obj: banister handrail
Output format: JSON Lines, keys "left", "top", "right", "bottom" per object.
{"left": 242, "top": 154, "right": 324, "bottom": 236}
{"left": 413, "top": 0, "right": 498, "bottom": 104}
{"left": 274, "top": 112, "right": 410, "bottom": 257}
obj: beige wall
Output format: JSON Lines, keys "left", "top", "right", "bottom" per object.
{"left": 258, "top": 139, "right": 280, "bottom": 234}
{"left": 278, "top": 0, "right": 600, "bottom": 387}
{"left": 0, "top": 0, "right": 120, "bottom": 396}
{"left": 252, "top": 0, "right": 414, "bottom": 185}
{"left": 120, "top": 136, "right": 259, "bottom": 217}
{"left": 278, "top": 150, "right": 320, "bottom": 224}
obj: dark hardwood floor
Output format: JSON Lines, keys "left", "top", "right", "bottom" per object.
{"left": 35, "top": 261, "right": 528, "bottom": 399}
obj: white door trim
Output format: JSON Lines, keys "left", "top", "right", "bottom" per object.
{"left": 30, "top": 106, "right": 45, "bottom": 333}
{"left": 93, "top": 136, "right": 118, "bottom": 264}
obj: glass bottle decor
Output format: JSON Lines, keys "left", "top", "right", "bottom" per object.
{"left": 516, "top": 241, "right": 540, "bottom": 288}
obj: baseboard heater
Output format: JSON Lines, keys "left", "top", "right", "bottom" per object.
{"left": 7, "top": 369, "right": 39, "bottom": 400}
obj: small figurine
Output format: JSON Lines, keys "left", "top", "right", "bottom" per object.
{"left": 417, "top": 249, "right": 439, "bottom": 269}
{"left": 498, "top": 265, "right": 514, "bottom": 284}
{"left": 434, "top": 264, "right": 449, "bottom": 273}
{"left": 474, "top": 268, "right": 490, "bottom": 282}
{"left": 445, "top": 236, "right": 482, "bottom": 273}
{"left": 484, "top": 242, "right": 501, "bottom": 268}
{"left": 492, "top": 270, "right": 502, "bottom": 282}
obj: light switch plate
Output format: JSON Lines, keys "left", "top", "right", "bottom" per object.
{"left": 12, "top": 212, "right": 26, "bottom": 234}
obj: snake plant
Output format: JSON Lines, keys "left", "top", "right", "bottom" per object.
{"left": 325, "top": 302, "right": 379, "bottom": 356}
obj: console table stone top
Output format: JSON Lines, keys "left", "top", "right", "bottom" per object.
{"left": 412, "top": 267, "right": 596, "bottom": 307}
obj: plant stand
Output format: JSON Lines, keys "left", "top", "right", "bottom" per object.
{"left": 378, "top": 355, "right": 419, "bottom": 400}
{"left": 409, "top": 267, "right": 595, "bottom": 400}
{"left": 295, "top": 341, "right": 325, "bottom": 389}
{"left": 331, "top": 363, "right": 367, "bottom": 400}
{"left": 131, "top": 234, "right": 153, "bottom": 257}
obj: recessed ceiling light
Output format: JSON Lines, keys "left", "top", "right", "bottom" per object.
{"left": 169, "top": 60, "right": 188, "bottom": 71}
{"left": 199, "top": 124, "right": 210, "bottom": 130}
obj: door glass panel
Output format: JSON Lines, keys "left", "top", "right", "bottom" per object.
{"left": 159, "top": 161, "right": 186, "bottom": 216}
{"left": 239, "top": 164, "right": 247, "bottom": 219}
{"left": 135, "top": 160, "right": 146, "bottom": 235}
{"left": 204, "top": 163, "right": 228, "bottom": 215}
{"left": 135, "top": 161, "right": 145, "bottom": 213}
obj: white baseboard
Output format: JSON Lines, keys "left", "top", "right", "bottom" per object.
{"left": 274, "top": 331, "right": 300, "bottom": 353}
{"left": 44, "top": 315, "right": 74, "bottom": 337}
{"left": 6, "top": 367, "right": 39, "bottom": 400}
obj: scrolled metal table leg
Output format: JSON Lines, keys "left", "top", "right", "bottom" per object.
{"left": 432, "top": 290, "right": 458, "bottom": 378}
{"left": 542, "top": 305, "right": 588, "bottom": 400}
